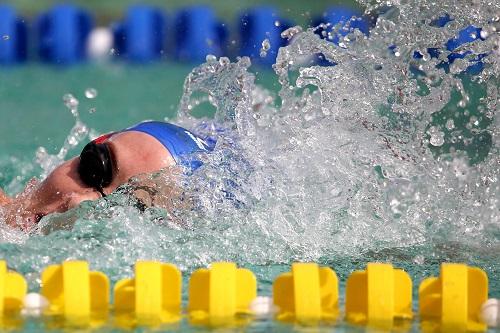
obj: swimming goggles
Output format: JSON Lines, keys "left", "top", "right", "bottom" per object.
{"left": 77, "top": 141, "right": 113, "bottom": 197}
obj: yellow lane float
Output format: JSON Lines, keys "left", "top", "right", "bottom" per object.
{"left": 0, "top": 260, "right": 27, "bottom": 315}
{"left": 41, "top": 260, "right": 109, "bottom": 325}
{"left": 345, "top": 262, "right": 413, "bottom": 329}
{"left": 188, "top": 262, "right": 256, "bottom": 325}
{"left": 273, "top": 262, "right": 339, "bottom": 323}
{"left": 114, "top": 261, "right": 181, "bottom": 326}
{"left": 0, "top": 259, "right": 492, "bottom": 331}
{"left": 419, "top": 263, "right": 488, "bottom": 332}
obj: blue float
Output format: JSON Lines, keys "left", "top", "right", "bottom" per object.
{"left": 36, "top": 5, "right": 93, "bottom": 65}
{"left": 174, "top": 6, "right": 227, "bottom": 63}
{"left": 112, "top": 5, "right": 167, "bottom": 63}
{"left": 238, "top": 6, "right": 292, "bottom": 66}
{"left": 0, "top": 5, "right": 27, "bottom": 65}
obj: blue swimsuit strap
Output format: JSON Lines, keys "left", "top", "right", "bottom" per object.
{"left": 123, "top": 121, "right": 215, "bottom": 170}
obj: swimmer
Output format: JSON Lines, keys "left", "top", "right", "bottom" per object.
{"left": 0, "top": 121, "right": 214, "bottom": 230}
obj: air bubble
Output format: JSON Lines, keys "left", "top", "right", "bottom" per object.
{"left": 2, "top": 35, "right": 9, "bottom": 41}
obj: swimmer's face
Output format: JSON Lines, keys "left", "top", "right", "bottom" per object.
{"left": 3, "top": 131, "right": 175, "bottom": 230}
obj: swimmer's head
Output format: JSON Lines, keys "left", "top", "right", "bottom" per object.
{"left": 2, "top": 131, "right": 176, "bottom": 230}
{"left": 77, "top": 121, "right": 213, "bottom": 197}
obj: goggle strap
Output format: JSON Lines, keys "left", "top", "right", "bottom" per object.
{"left": 97, "top": 187, "right": 107, "bottom": 198}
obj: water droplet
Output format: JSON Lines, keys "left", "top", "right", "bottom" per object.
{"left": 469, "top": 116, "right": 479, "bottom": 126}
{"left": 205, "top": 54, "right": 217, "bottom": 63}
{"left": 62, "top": 94, "right": 79, "bottom": 109}
{"left": 413, "top": 255, "right": 425, "bottom": 265}
{"left": 260, "top": 39, "right": 271, "bottom": 57}
{"left": 445, "top": 119, "right": 455, "bottom": 130}
{"left": 274, "top": 20, "right": 281, "bottom": 27}
{"left": 89, "top": 107, "right": 96, "bottom": 114}
{"left": 85, "top": 88, "right": 97, "bottom": 99}
{"left": 68, "top": 136, "right": 78, "bottom": 146}
{"left": 219, "top": 57, "right": 230, "bottom": 66}
{"left": 429, "top": 131, "right": 445, "bottom": 147}
{"left": 281, "top": 26, "right": 303, "bottom": 40}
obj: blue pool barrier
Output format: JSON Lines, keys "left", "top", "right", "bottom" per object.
{"left": 174, "top": 6, "right": 227, "bottom": 63}
{"left": 36, "top": 5, "right": 93, "bottom": 65}
{"left": 444, "top": 25, "right": 485, "bottom": 75}
{"left": 238, "top": 6, "right": 292, "bottom": 66}
{"left": 414, "top": 14, "right": 486, "bottom": 75}
{"left": 313, "top": 6, "right": 369, "bottom": 44}
{"left": 312, "top": 6, "right": 370, "bottom": 66}
{"left": 0, "top": 5, "right": 27, "bottom": 65}
{"left": 112, "top": 5, "right": 167, "bottom": 63}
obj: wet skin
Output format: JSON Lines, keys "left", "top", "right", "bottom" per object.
{"left": 0, "top": 131, "right": 175, "bottom": 230}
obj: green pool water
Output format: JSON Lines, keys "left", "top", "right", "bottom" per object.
{"left": 0, "top": 62, "right": 498, "bottom": 333}
{"left": 0, "top": 63, "right": 274, "bottom": 154}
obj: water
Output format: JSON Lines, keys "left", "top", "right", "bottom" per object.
{"left": 0, "top": 0, "right": 499, "bottom": 331}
